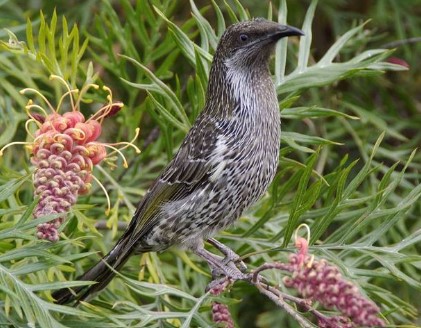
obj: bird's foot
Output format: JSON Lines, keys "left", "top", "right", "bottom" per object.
{"left": 207, "top": 238, "right": 247, "bottom": 273}
{"left": 194, "top": 247, "right": 247, "bottom": 281}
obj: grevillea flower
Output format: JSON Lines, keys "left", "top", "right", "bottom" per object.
{"left": 209, "top": 279, "right": 234, "bottom": 328}
{"left": 211, "top": 302, "right": 234, "bottom": 328}
{"left": 0, "top": 75, "right": 140, "bottom": 241}
{"left": 283, "top": 226, "right": 385, "bottom": 328}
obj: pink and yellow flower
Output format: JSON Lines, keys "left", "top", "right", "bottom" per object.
{"left": 1, "top": 75, "right": 140, "bottom": 241}
{"left": 283, "top": 226, "right": 385, "bottom": 327}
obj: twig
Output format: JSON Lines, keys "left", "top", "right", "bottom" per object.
{"left": 263, "top": 284, "right": 343, "bottom": 326}
{"left": 252, "top": 262, "right": 293, "bottom": 282}
{"left": 381, "top": 37, "right": 421, "bottom": 48}
{"left": 95, "top": 220, "right": 127, "bottom": 231}
{"left": 254, "top": 281, "right": 314, "bottom": 328}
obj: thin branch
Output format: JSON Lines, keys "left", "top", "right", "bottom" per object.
{"left": 254, "top": 281, "right": 314, "bottom": 328}
{"left": 95, "top": 220, "right": 127, "bottom": 231}
{"left": 381, "top": 37, "right": 421, "bottom": 48}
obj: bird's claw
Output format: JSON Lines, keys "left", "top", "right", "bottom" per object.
{"left": 210, "top": 260, "right": 248, "bottom": 281}
{"left": 222, "top": 254, "right": 247, "bottom": 273}
{"left": 207, "top": 238, "right": 248, "bottom": 273}
{"left": 194, "top": 244, "right": 248, "bottom": 281}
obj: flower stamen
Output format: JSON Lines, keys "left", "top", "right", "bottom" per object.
{"left": 107, "top": 128, "right": 141, "bottom": 153}
{"left": 0, "top": 141, "right": 33, "bottom": 156}
{"left": 20, "top": 88, "right": 56, "bottom": 113}
{"left": 74, "top": 83, "right": 99, "bottom": 113}
{"left": 50, "top": 75, "right": 77, "bottom": 112}
{"left": 91, "top": 174, "right": 111, "bottom": 215}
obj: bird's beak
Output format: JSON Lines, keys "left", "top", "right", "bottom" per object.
{"left": 272, "top": 25, "right": 304, "bottom": 40}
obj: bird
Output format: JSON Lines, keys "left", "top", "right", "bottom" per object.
{"left": 52, "top": 18, "right": 303, "bottom": 304}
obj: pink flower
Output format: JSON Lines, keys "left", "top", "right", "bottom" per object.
{"left": 1, "top": 76, "right": 140, "bottom": 241}
{"left": 284, "top": 237, "right": 385, "bottom": 328}
{"left": 209, "top": 278, "right": 234, "bottom": 328}
{"left": 211, "top": 302, "right": 234, "bottom": 328}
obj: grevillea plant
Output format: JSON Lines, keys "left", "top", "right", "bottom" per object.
{"left": 0, "top": 75, "right": 140, "bottom": 241}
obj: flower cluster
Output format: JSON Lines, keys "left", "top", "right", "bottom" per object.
{"left": 209, "top": 278, "right": 234, "bottom": 328}
{"left": 283, "top": 234, "right": 385, "bottom": 328}
{"left": 211, "top": 302, "right": 234, "bottom": 328}
{"left": 1, "top": 76, "right": 140, "bottom": 241}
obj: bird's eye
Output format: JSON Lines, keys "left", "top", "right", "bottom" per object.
{"left": 239, "top": 34, "right": 249, "bottom": 42}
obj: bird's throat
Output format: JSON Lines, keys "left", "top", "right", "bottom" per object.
{"left": 206, "top": 58, "right": 278, "bottom": 124}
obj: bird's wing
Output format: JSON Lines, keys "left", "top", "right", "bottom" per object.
{"left": 124, "top": 113, "right": 224, "bottom": 246}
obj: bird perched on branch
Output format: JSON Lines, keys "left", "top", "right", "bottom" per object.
{"left": 53, "top": 18, "right": 303, "bottom": 304}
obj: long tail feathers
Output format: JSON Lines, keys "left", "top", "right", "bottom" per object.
{"left": 52, "top": 240, "right": 134, "bottom": 305}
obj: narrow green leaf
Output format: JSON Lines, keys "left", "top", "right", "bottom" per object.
{"left": 47, "top": 10, "right": 57, "bottom": 67}
{"left": 297, "top": 0, "right": 317, "bottom": 72}
{"left": 147, "top": 92, "right": 189, "bottom": 132}
{"left": 121, "top": 54, "right": 191, "bottom": 130}
{"left": 310, "top": 159, "right": 358, "bottom": 243}
{"left": 223, "top": 0, "right": 240, "bottom": 23}
{"left": 25, "top": 17, "right": 35, "bottom": 53}
{"left": 153, "top": 6, "right": 195, "bottom": 64}
{"left": 281, "top": 106, "right": 359, "bottom": 120}
{"left": 282, "top": 131, "right": 342, "bottom": 146}
{"left": 275, "top": 0, "right": 288, "bottom": 84}
{"left": 38, "top": 11, "right": 46, "bottom": 55}
{"left": 190, "top": 0, "right": 218, "bottom": 50}
{"left": 231, "top": 0, "right": 249, "bottom": 21}
{"left": 211, "top": 0, "right": 226, "bottom": 37}
{"left": 282, "top": 150, "right": 319, "bottom": 246}
{"left": 0, "top": 174, "right": 31, "bottom": 203}
{"left": 318, "top": 23, "right": 367, "bottom": 66}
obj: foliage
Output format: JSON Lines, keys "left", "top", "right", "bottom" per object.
{"left": 0, "top": 0, "right": 420, "bottom": 327}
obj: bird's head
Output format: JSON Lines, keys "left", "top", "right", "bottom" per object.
{"left": 215, "top": 18, "right": 303, "bottom": 68}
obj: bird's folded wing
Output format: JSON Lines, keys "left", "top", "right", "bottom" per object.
{"left": 124, "top": 114, "right": 224, "bottom": 244}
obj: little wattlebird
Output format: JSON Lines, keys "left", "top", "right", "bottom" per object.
{"left": 53, "top": 18, "right": 303, "bottom": 304}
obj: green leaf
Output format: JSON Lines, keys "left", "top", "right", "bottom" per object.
{"left": 296, "top": 0, "right": 318, "bottom": 72}
{"left": 0, "top": 174, "right": 31, "bottom": 203}
{"left": 317, "top": 22, "right": 368, "bottom": 66}
{"left": 281, "top": 150, "right": 320, "bottom": 246}
{"left": 121, "top": 54, "right": 191, "bottom": 131}
{"left": 281, "top": 106, "right": 359, "bottom": 120}
{"left": 310, "top": 159, "right": 358, "bottom": 243}
{"left": 275, "top": 0, "right": 288, "bottom": 84}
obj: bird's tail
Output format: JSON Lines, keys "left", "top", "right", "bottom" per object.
{"left": 52, "top": 239, "right": 134, "bottom": 305}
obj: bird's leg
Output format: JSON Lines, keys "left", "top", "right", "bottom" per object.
{"left": 207, "top": 238, "right": 247, "bottom": 272}
{"left": 194, "top": 247, "right": 247, "bottom": 281}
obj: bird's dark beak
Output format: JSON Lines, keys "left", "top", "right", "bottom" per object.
{"left": 272, "top": 25, "right": 304, "bottom": 40}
